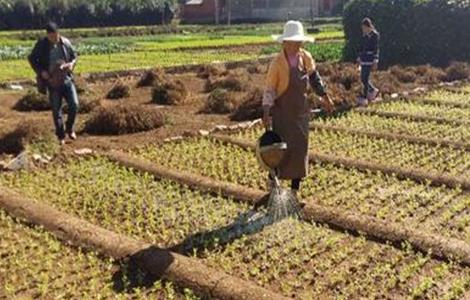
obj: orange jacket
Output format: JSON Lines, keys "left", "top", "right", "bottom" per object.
{"left": 263, "top": 48, "right": 316, "bottom": 106}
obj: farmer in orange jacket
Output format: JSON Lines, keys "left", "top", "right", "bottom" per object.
{"left": 262, "top": 21, "right": 334, "bottom": 195}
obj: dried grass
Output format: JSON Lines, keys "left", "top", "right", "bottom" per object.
{"left": 443, "top": 62, "right": 470, "bottom": 82}
{"left": 390, "top": 66, "right": 417, "bottom": 83}
{"left": 13, "top": 90, "right": 50, "bottom": 112}
{"left": 137, "top": 69, "right": 164, "bottom": 87}
{"left": 106, "top": 82, "right": 131, "bottom": 100}
{"left": 63, "top": 97, "right": 101, "bottom": 114}
{"left": 151, "top": 79, "right": 188, "bottom": 105}
{"left": 197, "top": 64, "right": 228, "bottom": 79}
{"left": 201, "top": 88, "right": 240, "bottom": 114}
{"left": 230, "top": 87, "right": 263, "bottom": 121}
{"left": 84, "top": 104, "right": 165, "bottom": 135}
{"left": 0, "top": 120, "right": 55, "bottom": 154}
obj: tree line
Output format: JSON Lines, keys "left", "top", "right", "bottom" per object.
{"left": 343, "top": 0, "right": 470, "bottom": 67}
{"left": 0, "top": 0, "right": 178, "bottom": 30}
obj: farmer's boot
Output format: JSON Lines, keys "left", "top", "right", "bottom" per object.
{"left": 68, "top": 132, "right": 77, "bottom": 140}
{"left": 367, "top": 88, "right": 380, "bottom": 103}
{"left": 357, "top": 96, "right": 368, "bottom": 107}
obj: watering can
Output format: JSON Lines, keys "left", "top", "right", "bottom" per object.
{"left": 256, "top": 130, "right": 287, "bottom": 173}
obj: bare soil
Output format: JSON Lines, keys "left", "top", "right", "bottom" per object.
{"left": 0, "top": 61, "right": 460, "bottom": 155}
{"left": 0, "top": 70, "right": 256, "bottom": 153}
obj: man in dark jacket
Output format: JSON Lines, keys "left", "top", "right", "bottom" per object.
{"left": 28, "top": 22, "right": 79, "bottom": 145}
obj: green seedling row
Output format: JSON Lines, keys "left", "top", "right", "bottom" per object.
{"left": 424, "top": 89, "right": 470, "bottom": 106}
{"left": 131, "top": 138, "right": 470, "bottom": 242}
{"left": 0, "top": 49, "right": 256, "bottom": 81}
{"left": 235, "top": 127, "right": 470, "bottom": 179}
{"left": 313, "top": 113, "right": 470, "bottom": 143}
{"left": 199, "top": 218, "right": 470, "bottom": 299}
{"left": 373, "top": 101, "right": 470, "bottom": 121}
{"left": 0, "top": 210, "right": 198, "bottom": 299}
{"left": 0, "top": 157, "right": 249, "bottom": 248}
{"left": 1, "top": 157, "right": 470, "bottom": 299}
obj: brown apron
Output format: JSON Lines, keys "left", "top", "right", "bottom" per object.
{"left": 272, "top": 61, "right": 310, "bottom": 180}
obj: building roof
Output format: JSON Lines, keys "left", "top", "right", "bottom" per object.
{"left": 186, "top": 0, "right": 204, "bottom": 5}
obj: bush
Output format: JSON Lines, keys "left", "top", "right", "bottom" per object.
{"left": 13, "top": 90, "right": 50, "bottom": 112}
{"left": 0, "top": 1, "right": 174, "bottom": 30}
{"left": 0, "top": 120, "right": 55, "bottom": 154}
{"left": 106, "top": 83, "right": 131, "bottom": 100}
{"left": 151, "top": 79, "right": 188, "bottom": 105}
{"left": 201, "top": 88, "right": 239, "bottom": 114}
{"left": 84, "top": 104, "right": 165, "bottom": 135}
{"left": 343, "top": 0, "right": 470, "bottom": 67}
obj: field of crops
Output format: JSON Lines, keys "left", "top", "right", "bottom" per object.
{"left": 0, "top": 24, "right": 344, "bottom": 81}
{"left": 131, "top": 134, "right": 470, "bottom": 242}
{"left": 0, "top": 209, "right": 198, "bottom": 299}
{"left": 364, "top": 101, "right": 470, "bottom": 121}
{"left": 233, "top": 126, "right": 470, "bottom": 180}
{"left": 313, "top": 113, "right": 470, "bottom": 143}
{"left": 1, "top": 83, "right": 470, "bottom": 298}
{"left": 2, "top": 157, "right": 470, "bottom": 298}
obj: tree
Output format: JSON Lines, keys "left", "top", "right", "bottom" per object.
{"left": 227, "top": 0, "right": 232, "bottom": 25}
{"left": 214, "top": 0, "right": 220, "bottom": 25}
{"left": 0, "top": 0, "right": 178, "bottom": 29}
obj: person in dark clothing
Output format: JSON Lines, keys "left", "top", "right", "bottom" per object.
{"left": 28, "top": 22, "right": 79, "bottom": 145}
{"left": 357, "top": 18, "right": 380, "bottom": 106}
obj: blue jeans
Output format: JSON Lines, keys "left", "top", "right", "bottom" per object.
{"left": 49, "top": 78, "right": 79, "bottom": 139}
{"left": 360, "top": 65, "right": 377, "bottom": 97}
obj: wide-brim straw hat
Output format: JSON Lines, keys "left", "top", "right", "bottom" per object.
{"left": 272, "top": 20, "right": 315, "bottom": 43}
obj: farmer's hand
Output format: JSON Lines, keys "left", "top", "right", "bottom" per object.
{"left": 41, "top": 71, "right": 50, "bottom": 80}
{"left": 321, "top": 94, "right": 335, "bottom": 114}
{"left": 60, "top": 62, "right": 74, "bottom": 71}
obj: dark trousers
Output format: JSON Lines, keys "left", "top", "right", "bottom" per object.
{"left": 360, "top": 65, "right": 377, "bottom": 97}
{"left": 48, "top": 78, "right": 79, "bottom": 139}
{"left": 269, "top": 173, "right": 302, "bottom": 191}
